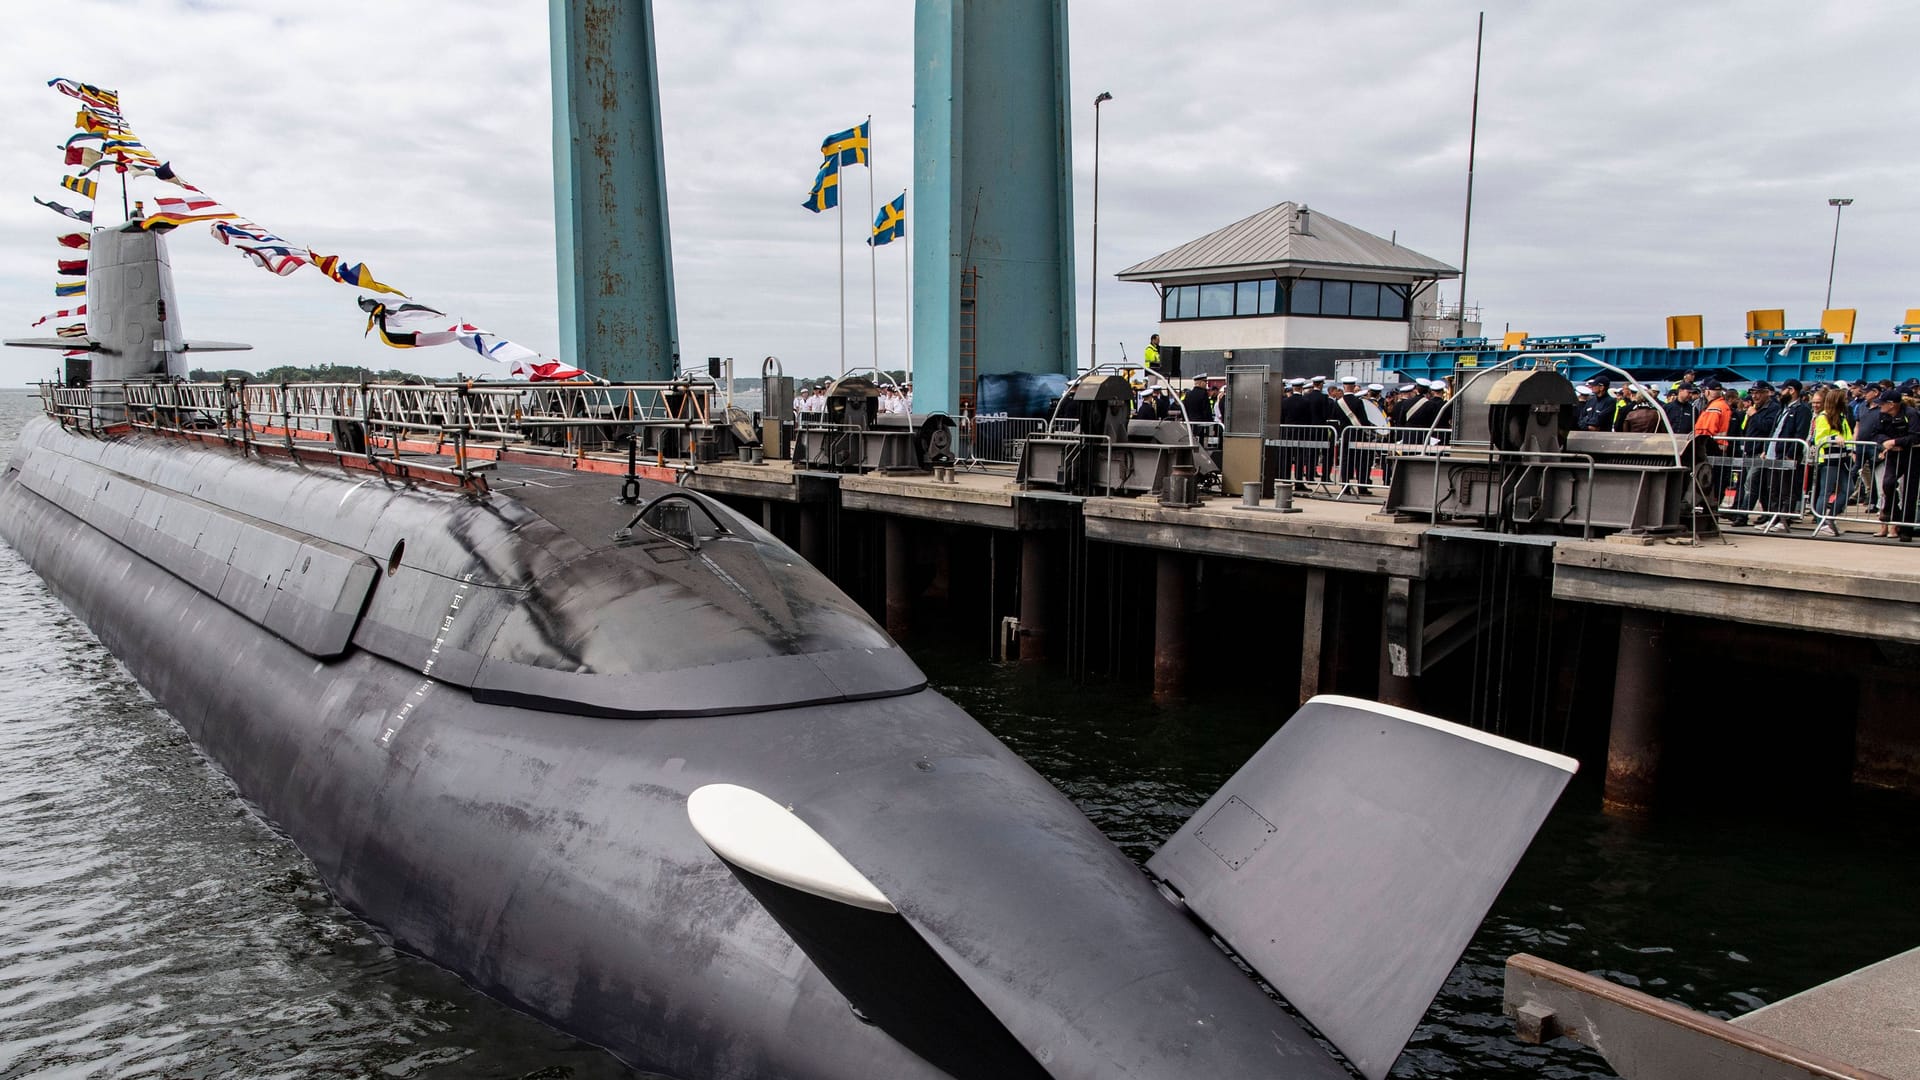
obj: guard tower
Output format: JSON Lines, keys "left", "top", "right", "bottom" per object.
{"left": 912, "top": 0, "right": 1077, "bottom": 415}
{"left": 549, "top": 0, "right": 680, "bottom": 381}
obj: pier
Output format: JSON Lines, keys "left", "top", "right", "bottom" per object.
{"left": 680, "top": 454, "right": 1920, "bottom": 813}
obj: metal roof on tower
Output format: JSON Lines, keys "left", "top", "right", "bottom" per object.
{"left": 1116, "top": 202, "right": 1459, "bottom": 283}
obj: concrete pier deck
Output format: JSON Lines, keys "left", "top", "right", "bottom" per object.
{"left": 1555, "top": 533, "right": 1920, "bottom": 645}
{"left": 1733, "top": 945, "right": 1920, "bottom": 1079}
{"left": 1082, "top": 496, "right": 1432, "bottom": 577}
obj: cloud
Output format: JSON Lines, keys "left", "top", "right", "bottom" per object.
{"left": 3, "top": 0, "right": 1916, "bottom": 385}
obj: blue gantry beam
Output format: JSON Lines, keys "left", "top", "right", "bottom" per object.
{"left": 550, "top": 0, "right": 680, "bottom": 382}
{"left": 913, "top": 0, "right": 1078, "bottom": 414}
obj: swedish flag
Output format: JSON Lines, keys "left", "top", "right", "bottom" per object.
{"left": 802, "top": 155, "right": 840, "bottom": 213}
{"left": 868, "top": 192, "right": 905, "bottom": 247}
{"left": 820, "top": 122, "right": 869, "bottom": 167}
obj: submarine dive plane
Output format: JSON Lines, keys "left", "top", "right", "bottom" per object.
{"left": 2, "top": 223, "right": 1577, "bottom": 1079}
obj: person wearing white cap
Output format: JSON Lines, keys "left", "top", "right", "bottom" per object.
{"left": 1278, "top": 376, "right": 1318, "bottom": 492}
{"left": 1328, "top": 375, "right": 1367, "bottom": 486}
{"left": 1576, "top": 385, "right": 1595, "bottom": 397}
{"left": 1400, "top": 379, "right": 1441, "bottom": 441}
{"left": 1366, "top": 382, "right": 1384, "bottom": 394}
{"left": 1301, "top": 377, "right": 1334, "bottom": 479}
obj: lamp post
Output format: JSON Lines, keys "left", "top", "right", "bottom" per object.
{"left": 1824, "top": 197, "right": 1853, "bottom": 311}
{"left": 1090, "top": 91, "right": 1113, "bottom": 373}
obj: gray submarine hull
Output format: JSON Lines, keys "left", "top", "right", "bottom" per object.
{"left": 0, "top": 416, "right": 1353, "bottom": 1079}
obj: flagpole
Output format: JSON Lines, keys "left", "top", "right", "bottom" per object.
{"left": 838, "top": 165, "right": 847, "bottom": 376}
{"left": 867, "top": 117, "right": 878, "bottom": 377}
{"left": 903, "top": 208, "right": 912, "bottom": 398}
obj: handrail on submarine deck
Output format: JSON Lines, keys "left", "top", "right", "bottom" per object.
{"left": 33, "top": 377, "right": 740, "bottom": 487}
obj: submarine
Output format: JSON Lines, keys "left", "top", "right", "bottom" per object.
{"left": 3, "top": 223, "right": 1577, "bottom": 1079}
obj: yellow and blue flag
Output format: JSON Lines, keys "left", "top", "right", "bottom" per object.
{"left": 802, "top": 155, "right": 840, "bottom": 213}
{"left": 55, "top": 280, "right": 86, "bottom": 297}
{"left": 60, "top": 174, "right": 97, "bottom": 200}
{"left": 868, "top": 192, "right": 905, "bottom": 246}
{"left": 821, "top": 122, "right": 869, "bottom": 167}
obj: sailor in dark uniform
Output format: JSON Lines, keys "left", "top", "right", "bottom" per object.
{"left": 1302, "top": 376, "right": 1333, "bottom": 480}
{"left": 1401, "top": 382, "right": 1441, "bottom": 443}
{"left": 1330, "top": 376, "right": 1365, "bottom": 488}
{"left": 1278, "top": 377, "right": 1316, "bottom": 491}
{"left": 1575, "top": 378, "right": 1615, "bottom": 431}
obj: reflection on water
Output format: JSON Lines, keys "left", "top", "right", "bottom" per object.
{"left": 3, "top": 389, "right": 1918, "bottom": 1078}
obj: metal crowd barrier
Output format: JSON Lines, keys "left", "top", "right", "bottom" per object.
{"left": 960, "top": 416, "right": 1060, "bottom": 467}
{"left": 1804, "top": 437, "right": 1920, "bottom": 533}
{"left": 1266, "top": 423, "right": 1341, "bottom": 492}
{"left": 1692, "top": 429, "right": 1920, "bottom": 536}
{"left": 1710, "top": 435, "right": 1810, "bottom": 528}
{"left": 1336, "top": 424, "right": 1401, "bottom": 497}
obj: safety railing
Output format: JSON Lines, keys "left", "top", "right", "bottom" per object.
{"left": 38, "top": 377, "right": 733, "bottom": 485}
{"left": 47, "top": 378, "right": 723, "bottom": 439}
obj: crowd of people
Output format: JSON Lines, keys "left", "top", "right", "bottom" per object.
{"left": 1126, "top": 368, "right": 1920, "bottom": 539}
{"left": 781, "top": 367, "right": 1920, "bottom": 541}
{"left": 792, "top": 382, "right": 913, "bottom": 415}
{"left": 1652, "top": 372, "right": 1920, "bottom": 540}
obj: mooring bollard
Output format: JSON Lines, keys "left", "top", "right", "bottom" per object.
{"left": 1242, "top": 481, "right": 1262, "bottom": 507}
{"left": 738, "top": 447, "right": 754, "bottom": 463}
{"left": 1274, "top": 484, "right": 1302, "bottom": 514}
{"left": 750, "top": 446, "right": 765, "bottom": 465}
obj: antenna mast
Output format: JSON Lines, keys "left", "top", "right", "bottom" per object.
{"left": 1458, "top": 12, "right": 1484, "bottom": 338}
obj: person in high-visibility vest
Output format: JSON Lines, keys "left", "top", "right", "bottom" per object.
{"left": 1143, "top": 334, "right": 1162, "bottom": 372}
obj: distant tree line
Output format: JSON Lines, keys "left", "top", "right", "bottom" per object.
{"left": 187, "top": 363, "right": 420, "bottom": 384}
{"left": 791, "top": 369, "right": 910, "bottom": 391}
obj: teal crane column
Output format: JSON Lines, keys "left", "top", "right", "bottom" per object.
{"left": 550, "top": 0, "right": 679, "bottom": 381}
{"left": 913, "top": 0, "right": 1077, "bottom": 415}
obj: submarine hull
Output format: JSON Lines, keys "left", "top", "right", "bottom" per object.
{"left": 0, "top": 417, "right": 1348, "bottom": 1080}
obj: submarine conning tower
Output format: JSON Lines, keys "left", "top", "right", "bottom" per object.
{"left": 89, "top": 224, "right": 188, "bottom": 382}
{"left": 81, "top": 224, "right": 188, "bottom": 424}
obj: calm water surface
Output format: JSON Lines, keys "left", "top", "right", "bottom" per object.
{"left": 2, "top": 387, "right": 1917, "bottom": 1079}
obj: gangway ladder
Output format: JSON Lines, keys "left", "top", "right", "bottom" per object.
{"left": 958, "top": 265, "right": 980, "bottom": 417}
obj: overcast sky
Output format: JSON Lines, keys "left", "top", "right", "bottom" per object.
{"left": 3, "top": 0, "right": 1916, "bottom": 385}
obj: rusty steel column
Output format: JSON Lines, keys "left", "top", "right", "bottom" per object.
{"left": 1153, "top": 552, "right": 1190, "bottom": 704}
{"left": 885, "top": 517, "right": 912, "bottom": 641}
{"left": 1604, "top": 608, "right": 1668, "bottom": 815}
{"left": 797, "top": 505, "right": 827, "bottom": 571}
{"left": 549, "top": 0, "right": 679, "bottom": 380}
{"left": 1299, "top": 568, "right": 1327, "bottom": 705}
{"left": 1017, "top": 532, "right": 1048, "bottom": 662}
{"left": 1377, "top": 580, "right": 1420, "bottom": 710}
